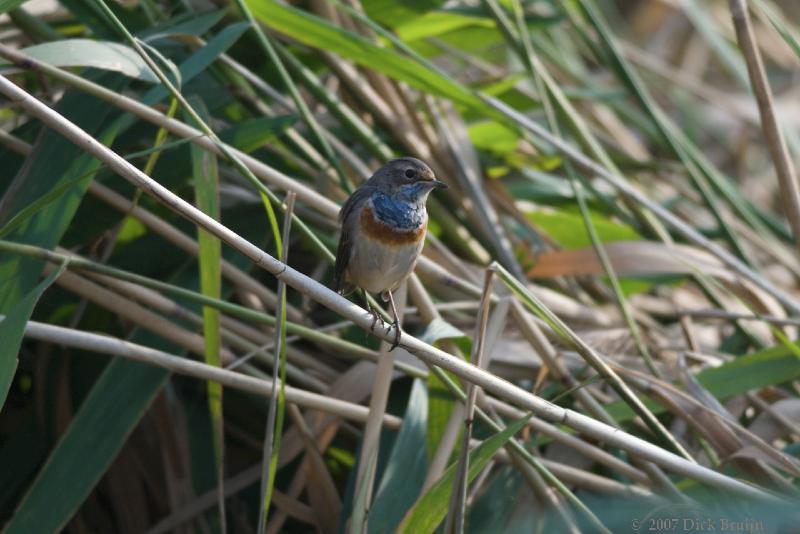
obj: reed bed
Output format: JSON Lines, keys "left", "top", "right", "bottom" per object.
{"left": 1, "top": 1, "right": 799, "bottom": 532}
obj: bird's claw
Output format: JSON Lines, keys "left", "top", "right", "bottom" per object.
{"left": 366, "top": 303, "right": 380, "bottom": 333}
{"left": 388, "top": 320, "right": 401, "bottom": 352}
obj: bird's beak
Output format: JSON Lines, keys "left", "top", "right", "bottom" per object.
{"left": 430, "top": 179, "right": 448, "bottom": 189}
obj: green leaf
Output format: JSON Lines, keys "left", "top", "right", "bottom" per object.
{"left": 0, "top": 39, "right": 162, "bottom": 82}
{"left": 0, "top": 133, "right": 198, "bottom": 244}
{"left": 417, "top": 318, "right": 469, "bottom": 458}
{"left": 752, "top": 0, "right": 800, "bottom": 58}
{"left": 0, "top": 28, "right": 245, "bottom": 522}
{"left": 188, "top": 95, "right": 225, "bottom": 515}
{"left": 0, "top": 170, "right": 96, "bottom": 240}
{"left": 5, "top": 355, "right": 170, "bottom": 534}
{"left": 115, "top": 217, "right": 147, "bottom": 244}
{"left": 605, "top": 343, "right": 800, "bottom": 422}
{"left": 0, "top": 0, "right": 26, "bottom": 15}
{"left": 362, "top": 0, "right": 446, "bottom": 28}
{"left": 245, "top": 0, "right": 488, "bottom": 114}
{"left": 370, "top": 379, "right": 429, "bottom": 534}
{"left": 527, "top": 207, "right": 640, "bottom": 249}
{"left": 138, "top": 22, "right": 250, "bottom": 106}
{"left": 467, "top": 465, "right": 527, "bottom": 531}
{"left": 417, "top": 317, "right": 469, "bottom": 350}
{"left": 467, "top": 120, "right": 519, "bottom": 155}
{"left": 0, "top": 260, "right": 67, "bottom": 408}
{"left": 397, "top": 412, "right": 533, "bottom": 534}
{"left": 394, "top": 9, "right": 495, "bottom": 41}
{"left": 140, "top": 9, "right": 227, "bottom": 41}
{"left": 219, "top": 115, "right": 298, "bottom": 153}
{"left": 0, "top": 76, "right": 127, "bottom": 311}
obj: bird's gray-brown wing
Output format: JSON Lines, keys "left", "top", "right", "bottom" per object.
{"left": 333, "top": 185, "right": 375, "bottom": 294}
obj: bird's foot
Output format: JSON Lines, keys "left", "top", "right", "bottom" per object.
{"left": 366, "top": 302, "right": 380, "bottom": 333}
{"left": 388, "top": 320, "right": 401, "bottom": 352}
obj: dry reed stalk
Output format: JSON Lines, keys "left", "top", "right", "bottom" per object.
{"left": 19, "top": 319, "right": 402, "bottom": 427}
{"left": 729, "top": 0, "right": 800, "bottom": 252}
{"left": 350, "top": 282, "right": 408, "bottom": 533}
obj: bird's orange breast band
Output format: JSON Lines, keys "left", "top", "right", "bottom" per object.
{"left": 360, "top": 206, "right": 426, "bottom": 246}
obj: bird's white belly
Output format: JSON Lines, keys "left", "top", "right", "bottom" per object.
{"left": 347, "top": 235, "right": 423, "bottom": 294}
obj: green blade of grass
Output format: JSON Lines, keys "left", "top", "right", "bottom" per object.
{"left": 550, "top": 1, "right": 749, "bottom": 259}
{"left": 370, "top": 379, "right": 429, "bottom": 534}
{"left": 275, "top": 42, "right": 394, "bottom": 161}
{"left": 0, "top": 259, "right": 68, "bottom": 408}
{"left": 0, "top": 171, "right": 98, "bottom": 240}
{"left": 0, "top": 20, "right": 252, "bottom": 531}
{"left": 135, "top": 21, "right": 250, "bottom": 108}
{"left": 752, "top": 0, "right": 800, "bottom": 58}
{"left": 4, "top": 337, "right": 172, "bottom": 534}
{"left": 500, "top": 0, "right": 658, "bottom": 376}
{"left": 0, "top": 126, "right": 196, "bottom": 243}
{"left": 257, "top": 192, "right": 294, "bottom": 532}
{"left": 426, "top": 362, "right": 612, "bottom": 533}
{"left": 218, "top": 115, "right": 298, "bottom": 154}
{"left": 397, "top": 412, "right": 532, "bottom": 534}
{"left": 139, "top": 9, "right": 226, "bottom": 41}
{"left": 570, "top": 176, "right": 659, "bottom": 375}
{"left": 188, "top": 95, "right": 226, "bottom": 531}
{"left": 0, "top": 77, "right": 126, "bottom": 309}
{"left": 0, "top": 76, "right": 130, "bottom": 531}
{"left": 679, "top": 0, "right": 749, "bottom": 87}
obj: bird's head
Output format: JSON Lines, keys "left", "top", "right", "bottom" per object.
{"left": 369, "top": 157, "right": 448, "bottom": 201}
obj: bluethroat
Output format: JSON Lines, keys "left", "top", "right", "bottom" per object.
{"left": 333, "top": 157, "right": 447, "bottom": 350}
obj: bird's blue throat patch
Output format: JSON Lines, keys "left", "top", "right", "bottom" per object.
{"left": 370, "top": 185, "right": 428, "bottom": 230}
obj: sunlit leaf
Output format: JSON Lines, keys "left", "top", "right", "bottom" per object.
{"left": 245, "top": 0, "right": 489, "bottom": 114}
{"left": 188, "top": 95, "right": 225, "bottom": 522}
{"left": 0, "top": 39, "right": 162, "bottom": 82}
{"left": 527, "top": 207, "right": 640, "bottom": 249}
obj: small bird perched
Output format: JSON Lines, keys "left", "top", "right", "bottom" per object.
{"left": 333, "top": 157, "right": 447, "bottom": 350}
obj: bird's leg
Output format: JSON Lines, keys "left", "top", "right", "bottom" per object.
{"left": 383, "top": 290, "right": 402, "bottom": 351}
{"left": 361, "top": 289, "right": 380, "bottom": 332}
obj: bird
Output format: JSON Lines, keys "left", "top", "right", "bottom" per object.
{"left": 333, "top": 157, "right": 447, "bottom": 350}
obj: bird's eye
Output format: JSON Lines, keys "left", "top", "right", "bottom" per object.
{"left": 404, "top": 169, "right": 416, "bottom": 179}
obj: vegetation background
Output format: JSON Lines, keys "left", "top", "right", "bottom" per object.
{"left": 1, "top": 0, "right": 799, "bottom": 532}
